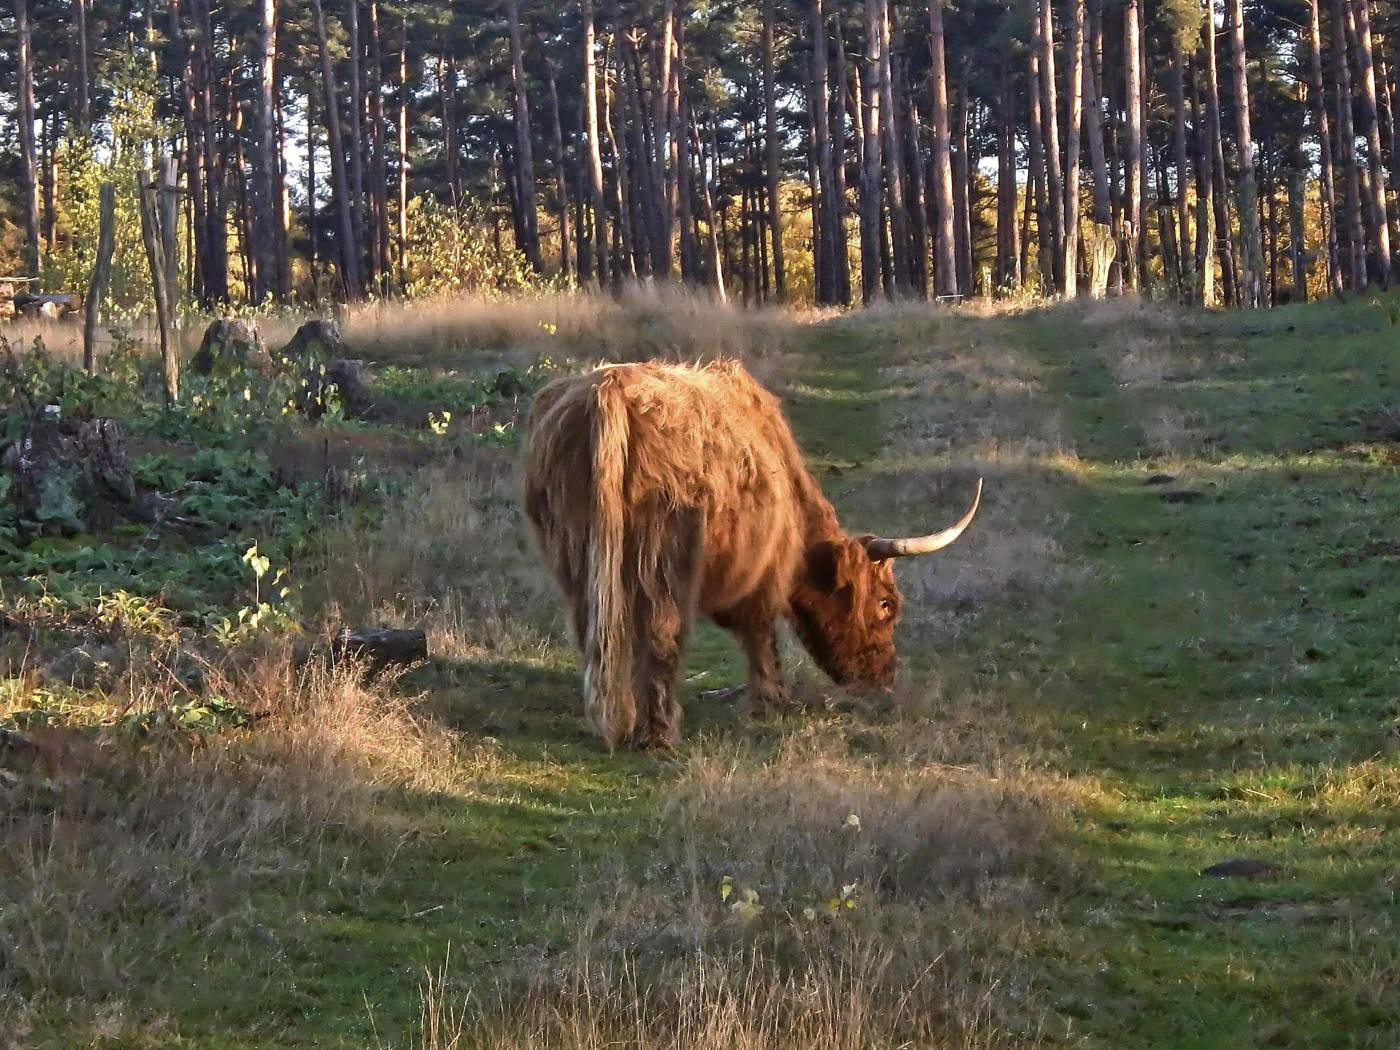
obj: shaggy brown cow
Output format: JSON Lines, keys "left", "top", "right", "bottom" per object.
{"left": 522, "top": 360, "right": 981, "bottom": 750}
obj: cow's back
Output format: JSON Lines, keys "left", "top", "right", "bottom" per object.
{"left": 523, "top": 361, "right": 808, "bottom": 617}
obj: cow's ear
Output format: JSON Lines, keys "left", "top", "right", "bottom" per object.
{"left": 804, "top": 542, "right": 840, "bottom": 593}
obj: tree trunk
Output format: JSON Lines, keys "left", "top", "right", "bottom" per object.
{"left": 15, "top": 0, "right": 42, "bottom": 278}
{"left": 860, "top": 0, "right": 885, "bottom": 304}
{"left": 995, "top": 50, "right": 1020, "bottom": 293}
{"left": 644, "top": 1, "right": 677, "bottom": 280}
{"left": 708, "top": 113, "right": 730, "bottom": 299}
{"left": 73, "top": 0, "right": 92, "bottom": 131}
{"left": 250, "top": 0, "right": 282, "bottom": 303}
{"left": 898, "top": 59, "right": 929, "bottom": 297}
{"left": 307, "top": 72, "right": 320, "bottom": 291}
{"left": 1062, "top": 0, "right": 1085, "bottom": 298}
{"left": 1333, "top": 0, "right": 1365, "bottom": 289}
{"left": 347, "top": 0, "right": 368, "bottom": 288}
{"left": 171, "top": 0, "right": 206, "bottom": 302}
{"left": 138, "top": 169, "right": 178, "bottom": 404}
{"left": 1226, "top": 0, "right": 1263, "bottom": 306}
{"left": 762, "top": 0, "right": 786, "bottom": 298}
{"left": 396, "top": 21, "right": 410, "bottom": 290}
{"left": 1034, "top": 0, "right": 1064, "bottom": 292}
{"left": 1204, "top": 6, "right": 1238, "bottom": 303}
{"left": 810, "top": 2, "right": 834, "bottom": 304}
{"left": 539, "top": 36, "right": 572, "bottom": 282}
{"left": 311, "top": 0, "right": 360, "bottom": 297}
{"left": 1123, "top": 0, "right": 1143, "bottom": 291}
{"left": 1191, "top": 60, "right": 1215, "bottom": 305}
{"left": 602, "top": 36, "right": 637, "bottom": 279}
{"left": 1289, "top": 146, "right": 1309, "bottom": 301}
{"left": 84, "top": 183, "right": 115, "bottom": 373}
{"left": 191, "top": 0, "right": 228, "bottom": 302}
{"left": 1170, "top": 47, "right": 1194, "bottom": 302}
{"left": 581, "top": 0, "right": 610, "bottom": 287}
{"left": 879, "top": 5, "right": 911, "bottom": 295}
{"left": 1350, "top": 0, "right": 1391, "bottom": 286}
{"left": 951, "top": 76, "right": 973, "bottom": 294}
{"left": 369, "top": 1, "right": 392, "bottom": 289}
{"left": 1028, "top": 47, "right": 1050, "bottom": 289}
{"left": 1082, "top": 8, "right": 1111, "bottom": 226}
{"left": 1307, "top": 0, "right": 1343, "bottom": 297}
{"left": 927, "top": 0, "right": 957, "bottom": 298}
{"left": 831, "top": 15, "right": 852, "bottom": 303}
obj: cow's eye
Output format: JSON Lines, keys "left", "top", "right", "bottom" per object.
{"left": 879, "top": 599, "right": 893, "bottom": 613}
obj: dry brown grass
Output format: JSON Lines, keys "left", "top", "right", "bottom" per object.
{"left": 165, "top": 285, "right": 813, "bottom": 375}
{"left": 415, "top": 715, "right": 1068, "bottom": 1049}
{"left": 0, "top": 283, "right": 813, "bottom": 375}
{"left": 0, "top": 651, "right": 465, "bottom": 1009}
{"left": 328, "top": 286, "right": 814, "bottom": 369}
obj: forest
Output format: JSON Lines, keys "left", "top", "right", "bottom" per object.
{"left": 3, "top": 0, "right": 1400, "bottom": 310}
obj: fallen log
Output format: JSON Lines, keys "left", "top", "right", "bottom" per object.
{"left": 332, "top": 628, "right": 428, "bottom": 671}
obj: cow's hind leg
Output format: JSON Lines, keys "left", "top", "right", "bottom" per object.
{"left": 630, "top": 510, "right": 703, "bottom": 750}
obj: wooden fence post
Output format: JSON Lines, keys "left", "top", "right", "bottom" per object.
{"left": 138, "top": 168, "right": 179, "bottom": 405}
{"left": 159, "top": 155, "right": 180, "bottom": 305}
{"left": 83, "top": 182, "right": 116, "bottom": 374}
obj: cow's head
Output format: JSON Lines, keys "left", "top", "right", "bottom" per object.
{"left": 790, "top": 481, "right": 982, "bottom": 690}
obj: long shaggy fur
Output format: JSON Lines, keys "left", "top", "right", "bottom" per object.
{"left": 523, "top": 360, "right": 908, "bottom": 750}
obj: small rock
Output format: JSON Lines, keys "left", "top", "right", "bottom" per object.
{"left": 191, "top": 318, "right": 271, "bottom": 376}
{"left": 1201, "top": 858, "right": 1280, "bottom": 880}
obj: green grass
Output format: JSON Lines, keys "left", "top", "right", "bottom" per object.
{"left": 944, "top": 297, "right": 1400, "bottom": 1046}
{"left": 5, "top": 292, "right": 1400, "bottom": 1046}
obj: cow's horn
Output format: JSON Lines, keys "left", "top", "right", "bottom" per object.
{"left": 865, "top": 478, "right": 983, "bottom": 560}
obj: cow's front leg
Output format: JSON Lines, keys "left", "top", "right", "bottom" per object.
{"left": 712, "top": 605, "right": 788, "bottom": 718}
{"left": 738, "top": 620, "right": 788, "bottom": 718}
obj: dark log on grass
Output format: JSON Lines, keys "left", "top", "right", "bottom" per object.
{"left": 333, "top": 628, "right": 428, "bottom": 671}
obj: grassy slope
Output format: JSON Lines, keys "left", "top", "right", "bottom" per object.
{"left": 10, "top": 294, "right": 1400, "bottom": 1047}
{"left": 1023, "top": 300, "right": 1400, "bottom": 1046}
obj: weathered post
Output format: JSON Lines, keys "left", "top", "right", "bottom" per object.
{"left": 159, "top": 156, "right": 180, "bottom": 307}
{"left": 83, "top": 182, "right": 116, "bottom": 374}
{"left": 138, "top": 169, "right": 179, "bottom": 405}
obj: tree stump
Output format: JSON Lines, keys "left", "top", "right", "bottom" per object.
{"left": 1, "top": 415, "right": 192, "bottom": 537}
{"left": 191, "top": 319, "right": 271, "bottom": 376}
{"left": 280, "top": 319, "right": 350, "bottom": 366}
{"left": 299, "top": 358, "right": 373, "bottom": 420}
{"left": 2, "top": 415, "right": 137, "bottom": 535}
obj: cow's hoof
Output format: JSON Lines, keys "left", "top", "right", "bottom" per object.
{"left": 742, "top": 692, "right": 791, "bottom": 722}
{"left": 632, "top": 726, "right": 679, "bottom": 752}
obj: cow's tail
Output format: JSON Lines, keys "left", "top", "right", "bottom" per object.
{"left": 583, "top": 372, "right": 636, "bottom": 749}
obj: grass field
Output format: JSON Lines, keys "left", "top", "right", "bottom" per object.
{"left": 2, "top": 290, "right": 1398, "bottom": 1048}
